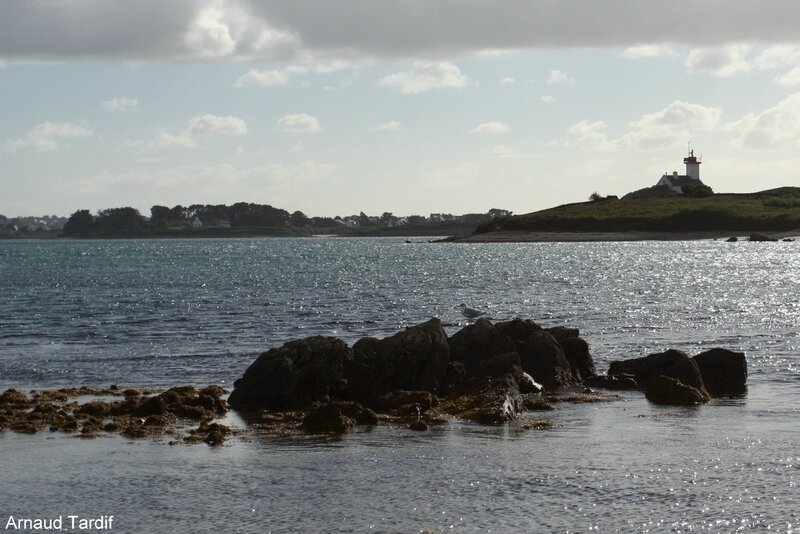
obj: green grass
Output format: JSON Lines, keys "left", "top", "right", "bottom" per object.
{"left": 476, "top": 187, "right": 800, "bottom": 234}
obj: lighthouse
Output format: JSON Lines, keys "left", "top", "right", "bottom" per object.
{"left": 684, "top": 149, "right": 701, "bottom": 181}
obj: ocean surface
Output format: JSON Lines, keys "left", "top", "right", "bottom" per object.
{"left": 1, "top": 237, "right": 798, "bottom": 532}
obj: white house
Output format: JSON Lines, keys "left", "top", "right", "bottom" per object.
{"left": 656, "top": 150, "right": 705, "bottom": 193}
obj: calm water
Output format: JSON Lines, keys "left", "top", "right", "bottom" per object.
{"left": 1, "top": 237, "right": 799, "bottom": 532}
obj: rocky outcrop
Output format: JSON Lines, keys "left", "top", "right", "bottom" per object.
{"left": 692, "top": 348, "right": 747, "bottom": 394}
{"left": 227, "top": 336, "right": 351, "bottom": 409}
{"left": 346, "top": 318, "right": 449, "bottom": 405}
{"left": 224, "top": 316, "right": 639, "bottom": 431}
{"left": 495, "top": 319, "right": 578, "bottom": 390}
{"left": 645, "top": 376, "right": 710, "bottom": 405}
{"left": 608, "top": 349, "right": 706, "bottom": 392}
{"left": 604, "top": 347, "right": 748, "bottom": 403}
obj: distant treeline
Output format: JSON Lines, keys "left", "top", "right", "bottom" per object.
{"left": 60, "top": 203, "right": 510, "bottom": 237}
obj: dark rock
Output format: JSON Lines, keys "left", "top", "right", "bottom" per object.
{"left": 519, "top": 372, "right": 544, "bottom": 394}
{"left": 0, "top": 389, "right": 30, "bottom": 407}
{"left": 784, "top": 238, "right": 794, "bottom": 242}
{"left": 726, "top": 236, "right": 738, "bottom": 242}
{"left": 645, "top": 375, "right": 710, "bottom": 405}
{"left": 546, "top": 326, "right": 580, "bottom": 342}
{"left": 559, "top": 336, "right": 597, "bottom": 383}
{"left": 438, "top": 374, "right": 524, "bottom": 424}
{"left": 376, "top": 390, "right": 436, "bottom": 412}
{"left": 692, "top": 348, "right": 747, "bottom": 395}
{"left": 515, "top": 331, "right": 576, "bottom": 390}
{"left": 474, "top": 352, "right": 524, "bottom": 384}
{"left": 608, "top": 349, "right": 706, "bottom": 392}
{"left": 495, "top": 318, "right": 542, "bottom": 340}
{"left": 585, "top": 374, "right": 639, "bottom": 390}
{"left": 449, "top": 318, "right": 517, "bottom": 372}
{"left": 345, "top": 318, "right": 449, "bottom": 405}
{"left": 409, "top": 420, "right": 429, "bottom": 431}
{"left": 749, "top": 233, "right": 778, "bottom": 242}
{"left": 228, "top": 336, "right": 352, "bottom": 409}
{"left": 440, "top": 361, "right": 467, "bottom": 396}
{"left": 333, "top": 401, "right": 379, "bottom": 426}
{"left": 301, "top": 403, "right": 355, "bottom": 434}
{"left": 202, "top": 423, "right": 229, "bottom": 446}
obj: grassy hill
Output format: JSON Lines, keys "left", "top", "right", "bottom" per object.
{"left": 475, "top": 187, "right": 800, "bottom": 235}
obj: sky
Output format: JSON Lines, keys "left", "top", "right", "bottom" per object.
{"left": 1, "top": 1, "right": 800, "bottom": 218}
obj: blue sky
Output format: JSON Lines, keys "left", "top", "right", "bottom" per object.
{"left": 2, "top": 1, "right": 800, "bottom": 217}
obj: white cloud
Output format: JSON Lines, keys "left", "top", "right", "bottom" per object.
{"left": 499, "top": 77, "right": 515, "bottom": 85}
{"left": 490, "top": 145, "right": 530, "bottom": 159}
{"left": 727, "top": 92, "right": 800, "bottom": 149}
{"left": 546, "top": 70, "right": 574, "bottom": 85}
{"left": 138, "top": 114, "right": 247, "bottom": 150}
{"left": 276, "top": 113, "right": 321, "bottom": 133}
{"left": 378, "top": 61, "right": 471, "bottom": 94}
{"left": 185, "top": 114, "right": 248, "bottom": 137}
{"left": 378, "top": 121, "right": 403, "bottom": 131}
{"left": 621, "top": 44, "right": 677, "bottom": 59}
{"left": 558, "top": 101, "right": 721, "bottom": 151}
{"left": 774, "top": 66, "right": 800, "bottom": 86}
{"left": 685, "top": 44, "right": 751, "bottom": 77}
{"left": 102, "top": 97, "right": 139, "bottom": 112}
{"left": 470, "top": 121, "right": 510, "bottom": 134}
{"left": 753, "top": 44, "right": 800, "bottom": 70}
{"left": 540, "top": 95, "right": 557, "bottom": 104}
{"left": 154, "top": 131, "right": 198, "bottom": 150}
{"left": 7, "top": 121, "right": 92, "bottom": 152}
{"left": 234, "top": 68, "right": 291, "bottom": 87}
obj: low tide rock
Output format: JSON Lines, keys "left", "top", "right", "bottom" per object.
{"left": 301, "top": 404, "right": 355, "bottom": 434}
{"left": 749, "top": 233, "right": 778, "bottom": 242}
{"left": 692, "top": 348, "right": 747, "bottom": 395}
{"left": 608, "top": 349, "right": 706, "bottom": 392}
{"left": 228, "top": 336, "right": 351, "bottom": 409}
{"left": 645, "top": 375, "right": 710, "bottom": 405}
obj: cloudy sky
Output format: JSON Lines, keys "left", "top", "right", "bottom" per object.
{"left": 2, "top": 1, "right": 800, "bottom": 218}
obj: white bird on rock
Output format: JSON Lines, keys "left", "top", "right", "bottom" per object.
{"left": 457, "top": 303, "right": 486, "bottom": 319}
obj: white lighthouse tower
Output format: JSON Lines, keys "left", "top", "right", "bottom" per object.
{"left": 684, "top": 149, "right": 701, "bottom": 181}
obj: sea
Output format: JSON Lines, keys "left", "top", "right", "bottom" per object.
{"left": 0, "top": 237, "right": 798, "bottom": 533}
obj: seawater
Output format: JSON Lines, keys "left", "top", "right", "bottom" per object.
{"left": 1, "top": 237, "right": 798, "bottom": 532}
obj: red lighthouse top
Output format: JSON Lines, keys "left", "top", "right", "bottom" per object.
{"left": 684, "top": 149, "right": 701, "bottom": 165}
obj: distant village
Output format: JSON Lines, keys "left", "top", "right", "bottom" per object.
{"left": 0, "top": 206, "right": 513, "bottom": 238}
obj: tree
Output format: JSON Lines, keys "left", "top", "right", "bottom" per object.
{"left": 291, "top": 211, "right": 310, "bottom": 227}
{"left": 95, "top": 207, "right": 146, "bottom": 231}
{"left": 589, "top": 191, "right": 602, "bottom": 202}
{"left": 62, "top": 210, "right": 94, "bottom": 235}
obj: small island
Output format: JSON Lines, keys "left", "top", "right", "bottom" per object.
{"left": 449, "top": 151, "right": 800, "bottom": 242}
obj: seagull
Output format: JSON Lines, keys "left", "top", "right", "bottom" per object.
{"left": 457, "top": 303, "right": 487, "bottom": 319}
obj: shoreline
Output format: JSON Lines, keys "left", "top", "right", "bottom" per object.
{"left": 443, "top": 230, "right": 800, "bottom": 243}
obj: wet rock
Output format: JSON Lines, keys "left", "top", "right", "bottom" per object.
{"left": 558, "top": 336, "right": 597, "bottom": 383}
{"left": 333, "top": 401, "right": 379, "bottom": 426}
{"left": 692, "top": 348, "right": 747, "bottom": 395}
{"left": 345, "top": 318, "right": 449, "bottom": 405}
{"left": 376, "top": 390, "right": 436, "bottom": 413}
{"left": 585, "top": 374, "right": 639, "bottom": 390}
{"left": 519, "top": 372, "right": 544, "bottom": 394}
{"left": 448, "top": 319, "right": 517, "bottom": 372}
{"left": 0, "top": 389, "right": 30, "bottom": 407}
{"left": 229, "top": 336, "right": 352, "bottom": 409}
{"left": 522, "top": 398, "right": 554, "bottom": 411}
{"left": 515, "top": 331, "right": 576, "bottom": 391}
{"left": 645, "top": 375, "right": 710, "bottom": 405}
{"left": 438, "top": 375, "right": 523, "bottom": 424}
{"left": 726, "top": 236, "right": 738, "bottom": 242}
{"left": 440, "top": 361, "right": 467, "bottom": 396}
{"left": 749, "top": 233, "right": 778, "bottom": 242}
{"left": 409, "top": 420, "right": 429, "bottom": 431}
{"left": 546, "top": 326, "right": 580, "bottom": 342}
{"left": 608, "top": 349, "right": 706, "bottom": 392}
{"left": 495, "top": 318, "right": 542, "bottom": 340}
{"left": 301, "top": 403, "right": 355, "bottom": 434}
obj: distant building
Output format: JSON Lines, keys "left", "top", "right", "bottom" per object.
{"left": 656, "top": 149, "right": 705, "bottom": 193}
